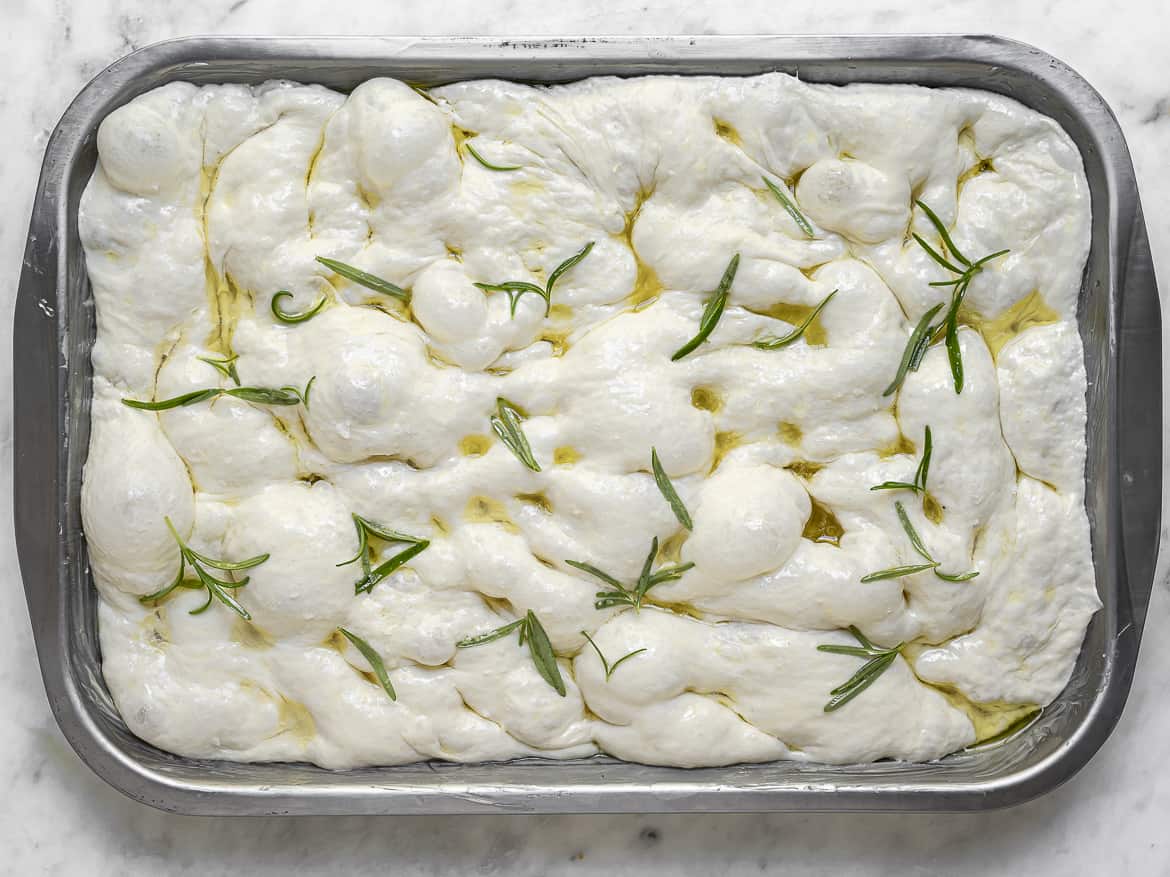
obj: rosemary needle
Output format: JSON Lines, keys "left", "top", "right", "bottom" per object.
{"left": 457, "top": 611, "right": 566, "bottom": 696}
{"left": 753, "top": 290, "right": 838, "bottom": 350}
{"left": 672, "top": 253, "right": 740, "bottom": 361}
{"left": 316, "top": 256, "right": 409, "bottom": 302}
{"left": 817, "top": 626, "right": 903, "bottom": 712}
{"left": 338, "top": 627, "right": 397, "bottom": 701}
{"left": 567, "top": 537, "right": 694, "bottom": 610}
{"left": 651, "top": 447, "right": 692, "bottom": 530}
{"left": 464, "top": 141, "right": 521, "bottom": 172}
{"left": 860, "top": 500, "right": 978, "bottom": 583}
{"left": 580, "top": 630, "right": 646, "bottom": 681}
{"left": 271, "top": 290, "right": 327, "bottom": 324}
{"left": 491, "top": 398, "right": 541, "bottom": 471}
{"left": 762, "top": 175, "right": 815, "bottom": 238}
{"left": 337, "top": 514, "right": 430, "bottom": 595}
{"left": 474, "top": 242, "right": 594, "bottom": 317}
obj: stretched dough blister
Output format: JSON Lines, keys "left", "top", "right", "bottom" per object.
{"left": 79, "top": 73, "right": 1097, "bottom": 768}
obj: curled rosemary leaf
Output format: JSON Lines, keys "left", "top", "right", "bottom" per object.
{"left": 651, "top": 447, "right": 692, "bottom": 530}
{"left": 339, "top": 627, "right": 397, "bottom": 701}
{"left": 753, "top": 289, "right": 838, "bottom": 350}
{"left": 672, "top": 253, "right": 740, "bottom": 361}
{"left": 316, "top": 256, "right": 409, "bottom": 302}
{"left": 138, "top": 516, "right": 268, "bottom": 620}
{"left": 490, "top": 398, "right": 541, "bottom": 471}
{"left": 271, "top": 290, "right": 327, "bottom": 324}
{"left": 456, "top": 611, "right": 566, "bottom": 696}
{"left": 580, "top": 630, "right": 646, "bottom": 681}
{"left": 464, "top": 141, "right": 521, "bottom": 172}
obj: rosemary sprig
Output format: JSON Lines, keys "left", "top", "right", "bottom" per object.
{"left": 457, "top": 610, "right": 566, "bottom": 696}
{"left": 860, "top": 500, "right": 978, "bottom": 583}
{"left": 337, "top": 514, "right": 430, "bottom": 595}
{"left": 139, "top": 516, "right": 269, "bottom": 620}
{"left": 671, "top": 253, "right": 740, "bottom": 361}
{"left": 474, "top": 242, "right": 594, "bottom": 317}
{"left": 651, "top": 447, "right": 692, "bottom": 530}
{"left": 912, "top": 200, "right": 1010, "bottom": 393}
{"left": 871, "top": 425, "right": 932, "bottom": 493}
{"left": 753, "top": 289, "right": 838, "bottom": 350}
{"left": 122, "top": 377, "right": 316, "bottom": 411}
{"left": 197, "top": 354, "right": 241, "bottom": 386}
{"left": 338, "top": 627, "right": 396, "bottom": 701}
{"left": 817, "top": 625, "right": 904, "bottom": 712}
{"left": 762, "top": 175, "right": 815, "bottom": 238}
{"left": 580, "top": 630, "right": 646, "bottom": 681}
{"left": 567, "top": 537, "right": 694, "bottom": 610}
{"left": 882, "top": 303, "right": 944, "bottom": 397}
{"left": 271, "top": 290, "right": 327, "bottom": 324}
{"left": 490, "top": 398, "right": 541, "bottom": 471}
{"left": 316, "top": 256, "right": 409, "bottom": 302}
{"left": 464, "top": 141, "right": 521, "bottom": 172}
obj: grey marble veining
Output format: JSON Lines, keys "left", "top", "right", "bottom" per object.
{"left": 3, "top": 1, "right": 1169, "bottom": 874}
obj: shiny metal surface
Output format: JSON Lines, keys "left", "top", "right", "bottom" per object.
{"left": 13, "top": 35, "right": 1161, "bottom": 814}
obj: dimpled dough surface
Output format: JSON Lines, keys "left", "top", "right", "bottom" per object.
{"left": 79, "top": 73, "right": 1097, "bottom": 769}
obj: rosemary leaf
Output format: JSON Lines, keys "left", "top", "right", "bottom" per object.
{"left": 651, "top": 448, "right": 692, "bottom": 530}
{"left": 672, "top": 253, "right": 740, "bottom": 361}
{"left": 464, "top": 141, "right": 521, "bottom": 172}
{"left": 271, "top": 290, "right": 327, "bottom": 324}
{"left": 895, "top": 501, "right": 934, "bottom": 563}
{"left": 490, "top": 398, "right": 541, "bottom": 471}
{"left": 915, "top": 200, "right": 972, "bottom": 267}
{"left": 456, "top": 619, "right": 525, "bottom": 648}
{"left": 564, "top": 560, "right": 624, "bottom": 590}
{"left": 882, "top": 303, "right": 944, "bottom": 397}
{"left": 915, "top": 425, "right": 933, "bottom": 490}
{"left": 316, "top": 256, "right": 408, "bottom": 302}
{"left": 523, "top": 610, "right": 566, "bottom": 696}
{"left": 753, "top": 290, "right": 838, "bottom": 350}
{"left": 581, "top": 630, "right": 646, "bottom": 681}
{"left": 859, "top": 562, "right": 938, "bottom": 583}
{"left": 568, "top": 538, "right": 690, "bottom": 610}
{"left": 763, "top": 175, "right": 815, "bottom": 238}
{"left": 121, "top": 388, "right": 220, "bottom": 411}
{"left": 197, "top": 354, "right": 241, "bottom": 386}
{"left": 355, "top": 540, "right": 431, "bottom": 594}
{"left": 818, "top": 626, "right": 903, "bottom": 712}
{"left": 225, "top": 386, "right": 304, "bottom": 406}
{"left": 634, "top": 537, "right": 658, "bottom": 601}
{"left": 474, "top": 242, "right": 593, "bottom": 317}
{"left": 935, "top": 569, "right": 980, "bottom": 582}
{"left": 339, "top": 627, "right": 397, "bottom": 701}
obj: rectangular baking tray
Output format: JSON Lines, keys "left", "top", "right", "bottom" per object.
{"left": 13, "top": 34, "right": 1161, "bottom": 815}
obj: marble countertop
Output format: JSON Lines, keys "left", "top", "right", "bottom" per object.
{"left": 3, "top": 1, "right": 1168, "bottom": 873}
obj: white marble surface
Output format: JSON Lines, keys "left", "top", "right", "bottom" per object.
{"left": 3, "top": 1, "right": 1169, "bottom": 873}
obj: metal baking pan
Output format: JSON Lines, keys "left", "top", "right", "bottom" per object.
{"left": 13, "top": 34, "right": 1161, "bottom": 815}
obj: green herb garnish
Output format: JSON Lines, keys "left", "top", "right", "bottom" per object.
{"left": 567, "top": 537, "right": 694, "bottom": 610}
{"left": 138, "top": 516, "right": 268, "bottom": 620}
{"left": 580, "top": 630, "right": 646, "bottom": 681}
{"left": 337, "top": 514, "right": 430, "bottom": 595}
{"left": 651, "top": 447, "right": 692, "bottom": 530}
{"left": 490, "top": 398, "right": 541, "bottom": 472}
{"left": 316, "top": 256, "right": 409, "bottom": 302}
{"left": 464, "top": 141, "right": 521, "bottom": 172}
{"left": 912, "top": 200, "right": 1010, "bottom": 393}
{"left": 753, "top": 289, "right": 838, "bottom": 350}
{"left": 197, "top": 354, "right": 241, "bottom": 386}
{"left": 338, "top": 627, "right": 397, "bottom": 701}
{"left": 883, "top": 303, "right": 944, "bottom": 397}
{"left": 817, "top": 625, "right": 903, "bottom": 712}
{"left": 762, "top": 175, "right": 815, "bottom": 238}
{"left": 474, "top": 241, "right": 594, "bottom": 317}
{"left": 671, "top": 253, "right": 740, "bottom": 361}
{"left": 871, "top": 425, "right": 932, "bottom": 493}
{"left": 457, "top": 610, "right": 566, "bottom": 696}
{"left": 860, "top": 500, "right": 978, "bottom": 583}
{"left": 122, "top": 378, "right": 316, "bottom": 411}
{"left": 271, "top": 290, "right": 327, "bottom": 324}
